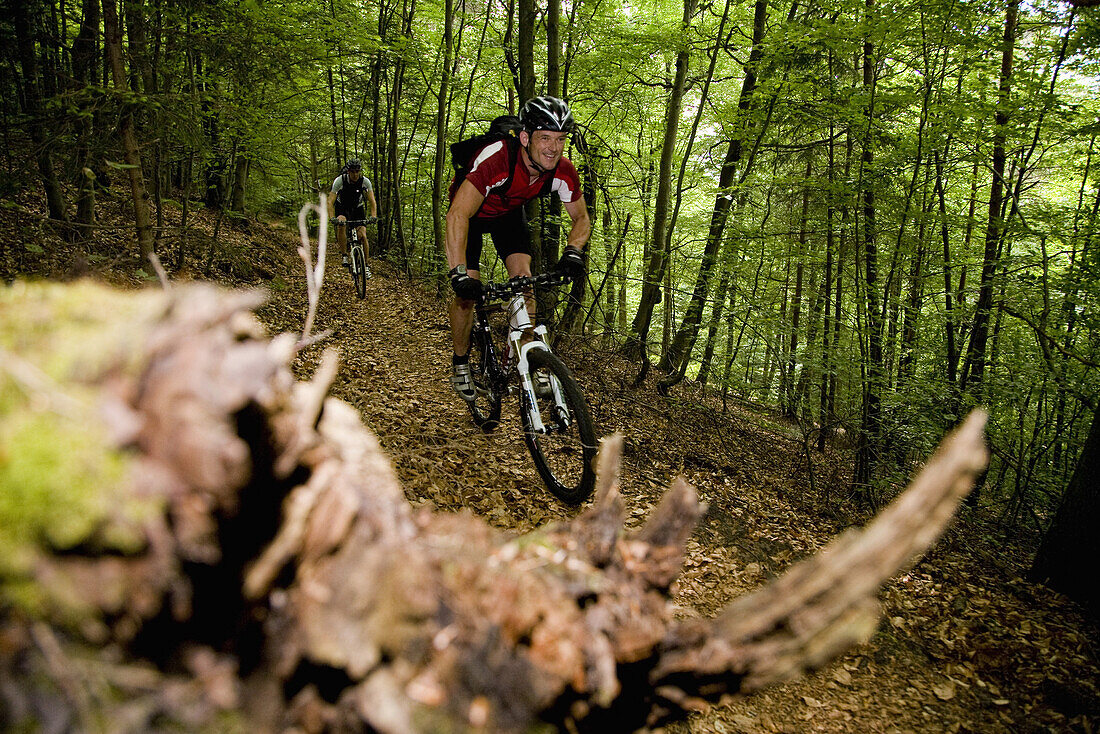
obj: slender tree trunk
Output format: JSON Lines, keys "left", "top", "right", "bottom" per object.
{"left": 897, "top": 185, "right": 929, "bottom": 383}
{"left": 72, "top": 0, "right": 100, "bottom": 237}
{"left": 934, "top": 149, "right": 961, "bottom": 388}
{"left": 431, "top": 0, "right": 454, "bottom": 263}
{"left": 623, "top": 0, "right": 697, "bottom": 362}
{"left": 696, "top": 234, "right": 737, "bottom": 389}
{"left": 657, "top": 0, "right": 765, "bottom": 381}
{"left": 853, "top": 0, "right": 884, "bottom": 505}
{"left": 12, "top": 0, "right": 69, "bottom": 222}
{"left": 960, "top": 0, "right": 1017, "bottom": 401}
{"left": 229, "top": 154, "right": 249, "bottom": 213}
{"left": 104, "top": 0, "right": 155, "bottom": 258}
{"left": 782, "top": 161, "right": 811, "bottom": 417}
{"left": 817, "top": 126, "right": 840, "bottom": 451}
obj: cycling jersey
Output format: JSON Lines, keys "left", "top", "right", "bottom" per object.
{"left": 461, "top": 141, "right": 583, "bottom": 220}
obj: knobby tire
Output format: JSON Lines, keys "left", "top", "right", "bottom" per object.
{"left": 351, "top": 246, "right": 366, "bottom": 299}
{"left": 521, "top": 349, "right": 596, "bottom": 504}
{"left": 467, "top": 328, "right": 502, "bottom": 431}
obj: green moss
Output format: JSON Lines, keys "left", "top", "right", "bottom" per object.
{"left": 0, "top": 281, "right": 165, "bottom": 621}
{"left": 0, "top": 411, "right": 129, "bottom": 559}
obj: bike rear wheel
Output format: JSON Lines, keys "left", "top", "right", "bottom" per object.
{"left": 351, "top": 246, "right": 367, "bottom": 299}
{"left": 467, "top": 328, "right": 502, "bottom": 431}
{"left": 521, "top": 349, "right": 596, "bottom": 504}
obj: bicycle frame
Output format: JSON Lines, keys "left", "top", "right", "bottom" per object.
{"left": 466, "top": 271, "right": 596, "bottom": 503}
{"left": 474, "top": 274, "right": 571, "bottom": 434}
{"left": 502, "top": 296, "right": 567, "bottom": 434}
{"left": 337, "top": 219, "right": 369, "bottom": 257}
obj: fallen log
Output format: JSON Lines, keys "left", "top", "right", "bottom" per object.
{"left": 0, "top": 281, "right": 988, "bottom": 733}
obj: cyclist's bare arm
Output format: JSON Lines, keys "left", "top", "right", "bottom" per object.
{"left": 445, "top": 180, "right": 486, "bottom": 272}
{"left": 562, "top": 197, "right": 591, "bottom": 254}
{"left": 366, "top": 188, "right": 379, "bottom": 219}
{"left": 327, "top": 190, "right": 339, "bottom": 220}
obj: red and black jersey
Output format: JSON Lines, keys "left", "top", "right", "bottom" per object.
{"left": 461, "top": 140, "right": 583, "bottom": 220}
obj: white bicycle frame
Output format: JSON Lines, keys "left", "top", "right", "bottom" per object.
{"left": 505, "top": 293, "right": 568, "bottom": 434}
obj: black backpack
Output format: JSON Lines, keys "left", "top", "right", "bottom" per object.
{"left": 449, "top": 115, "right": 556, "bottom": 201}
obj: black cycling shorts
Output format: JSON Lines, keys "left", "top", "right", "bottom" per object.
{"left": 335, "top": 205, "right": 366, "bottom": 223}
{"left": 465, "top": 207, "right": 530, "bottom": 271}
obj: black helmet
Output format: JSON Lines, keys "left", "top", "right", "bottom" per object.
{"left": 520, "top": 96, "right": 574, "bottom": 133}
{"left": 345, "top": 159, "right": 362, "bottom": 171}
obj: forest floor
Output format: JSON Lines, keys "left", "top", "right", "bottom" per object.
{"left": 3, "top": 191, "right": 1100, "bottom": 733}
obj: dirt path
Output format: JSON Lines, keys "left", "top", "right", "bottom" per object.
{"left": 254, "top": 229, "right": 1098, "bottom": 734}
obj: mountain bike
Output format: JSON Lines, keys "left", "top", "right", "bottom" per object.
{"left": 336, "top": 217, "right": 375, "bottom": 299}
{"left": 466, "top": 271, "right": 597, "bottom": 504}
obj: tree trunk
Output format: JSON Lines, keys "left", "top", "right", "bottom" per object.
{"left": 960, "top": 0, "right": 1017, "bottom": 402}
{"left": 656, "top": 0, "right": 764, "bottom": 379}
{"left": 782, "top": 162, "right": 811, "bottom": 418}
{"left": 1030, "top": 402, "right": 1100, "bottom": 619}
{"left": 853, "top": 0, "right": 884, "bottom": 505}
{"left": 103, "top": 0, "right": 155, "bottom": 258}
{"left": 72, "top": 0, "right": 100, "bottom": 236}
{"left": 12, "top": 0, "right": 69, "bottom": 222}
{"left": 430, "top": 0, "right": 454, "bottom": 263}
{"left": 229, "top": 153, "right": 249, "bottom": 213}
{"left": 934, "top": 149, "right": 960, "bottom": 388}
{"left": 623, "top": 0, "right": 697, "bottom": 362}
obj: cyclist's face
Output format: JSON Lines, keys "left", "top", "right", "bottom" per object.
{"left": 347, "top": 169, "right": 362, "bottom": 181}
{"left": 524, "top": 130, "right": 568, "bottom": 171}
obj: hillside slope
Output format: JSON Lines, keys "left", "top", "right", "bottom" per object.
{"left": 253, "top": 221, "right": 1098, "bottom": 734}
{"left": 2, "top": 199, "right": 1097, "bottom": 733}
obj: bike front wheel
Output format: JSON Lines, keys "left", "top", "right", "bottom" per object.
{"left": 521, "top": 349, "right": 596, "bottom": 504}
{"left": 467, "top": 328, "right": 502, "bottom": 431}
{"left": 351, "top": 246, "right": 367, "bottom": 299}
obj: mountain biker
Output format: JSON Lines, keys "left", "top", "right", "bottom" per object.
{"left": 328, "top": 159, "right": 379, "bottom": 275}
{"left": 445, "top": 95, "right": 591, "bottom": 402}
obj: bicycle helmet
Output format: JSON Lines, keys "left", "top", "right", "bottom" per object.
{"left": 519, "top": 96, "right": 574, "bottom": 133}
{"left": 345, "top": 159, "right": 362, "bottom": 171}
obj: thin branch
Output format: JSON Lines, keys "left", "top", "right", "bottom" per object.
{"left": 296, "top": 194, "right": 330, "bottom": 347}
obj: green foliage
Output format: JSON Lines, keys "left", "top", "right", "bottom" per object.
{"left": 3, "top": 0, "right": 1098, "bottom": 530}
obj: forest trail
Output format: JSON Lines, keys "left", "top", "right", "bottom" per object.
{"left": 247, "top": 222, "right": 1099, "bottom": 734}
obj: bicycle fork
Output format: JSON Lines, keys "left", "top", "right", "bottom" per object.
{"left": 506, "top": 295, "right": 569, "bottom": 433}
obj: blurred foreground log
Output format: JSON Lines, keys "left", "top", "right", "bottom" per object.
{"left": 0, "top": 282, "right": 989, "bottom": 733}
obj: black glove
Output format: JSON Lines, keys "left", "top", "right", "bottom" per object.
{"left": 366, "top": 216, "right": 378, "bottom": 224}
{"left": 555, "top": 247, "right": 585, "bottom": 278}
{"left": 449, "top": 265, "right": 482, "bottom": 300}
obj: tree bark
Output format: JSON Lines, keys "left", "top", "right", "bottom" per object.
{"left": 103, "top": 0, "right": 156, "bottom": 258}
{"left": 960, "top": 0, "right": 1017, "bottom": 402}
{"left": 623, "top": 0, "right": 697, "bottom": 362}
{"left": 0, "top": 281, "right": 991, "bottom": 733}
{"left": 1030, "top": 402, "right": 1100, "bottom": 618}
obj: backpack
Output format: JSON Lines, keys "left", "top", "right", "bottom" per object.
{"left": 449, "top": 115, "right": 556, "bottom": 201}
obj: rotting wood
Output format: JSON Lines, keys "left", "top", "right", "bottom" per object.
{"left": 0, "top": 281, "right": 988, "bottom": 733}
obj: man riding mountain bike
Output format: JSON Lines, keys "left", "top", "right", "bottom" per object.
{"left": 445, "top": 95, "right": 591, "bottom": 402}
{"left": 328, "top": 159, "right": 379, "bottom": 276}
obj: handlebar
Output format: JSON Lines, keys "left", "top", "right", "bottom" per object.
{"left": 333, "top": 217, "right": 378, "bottom": 226}
{"left": 481, "top": 271, "right": 572, "bottom": 302}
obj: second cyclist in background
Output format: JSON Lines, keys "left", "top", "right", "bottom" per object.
{"left": 328, "top": 158, "right": 379, "bottom": 276}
